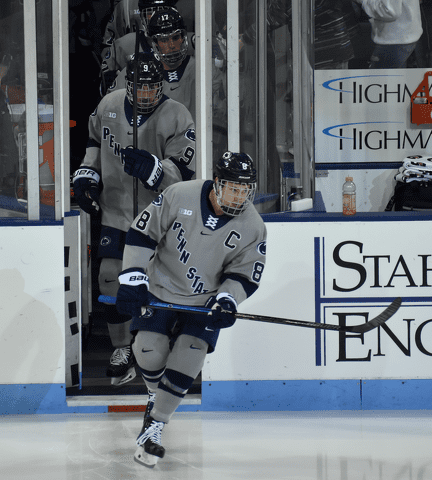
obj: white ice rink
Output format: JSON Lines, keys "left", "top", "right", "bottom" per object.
{"left": 1, "top": 410, "right": 432, "bottom": 479}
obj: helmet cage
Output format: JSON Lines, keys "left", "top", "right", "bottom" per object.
{"left": 214, "top": 178, "right": 256, "bottom": 216}
{"left": 126, "top": 79, "right": 163, "bottom": 114}
{"left": 151, "top": 29, "right": 188, "bottom": 67}
{"left": 140, "top": 6, "right": 167, "bottom": 35}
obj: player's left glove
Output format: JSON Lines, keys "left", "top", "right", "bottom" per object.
{"left": 205, "top": 293, "right": 237, "bottom": 329}
{"left": 116, "top": 268, "right": 149, "bottom": 318}
{"left": 120, "top": 147, "right": 164, "bottom": 191}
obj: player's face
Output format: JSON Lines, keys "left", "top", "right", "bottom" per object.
{"left": 136, "top": 84, "right": 158, "bottom": 108}
{"left": 219, "top": 181, "right": 250, "bottom": 209}
{"left": 156, "top": 32, "right": 184, "bottom": 54}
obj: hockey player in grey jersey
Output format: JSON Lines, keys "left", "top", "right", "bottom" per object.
{"left": 116, "top": 152, "right": 267, "bottom": 466}
{"left": 73, "top": 52, "right": 195, "bottom": 386}
{"left": 106, "top": 8, "right": 196, "bottom": 122}
{"left": 101, "top": 0, "right": 178, "bottom": 94}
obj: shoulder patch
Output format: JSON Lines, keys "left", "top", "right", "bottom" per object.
{"left": 152, "top": 194, "right": 163, "bottom": 207}
{"left": 257, "top": 241, "right": 266, "bottom": 256}
{"left": 184, "top": 128, "right": 195, "bottom": 142}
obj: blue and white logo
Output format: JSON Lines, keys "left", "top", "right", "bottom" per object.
{"left": 257, "top": 241, "right": 266, "bottom": 256}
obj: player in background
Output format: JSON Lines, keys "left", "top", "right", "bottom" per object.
{"left": 100, "top": 0, "right": 178, "bottom": 94}
{"left": 72, "top": 52, "right": 195, "bottom": 386}
{"left": 107, "top": 8, "right": 196, "bottom": 122}
{"left": 100, "top": 0, "right": 195, "bottom": 96}
{"left": 115, "top": 152, "right": 267, "bottom": 466}
{"left": 101, "top": 0, "right": 194, "bottom": 58}
{"left": 101, "top": 0, "right": 142, "bottom": 60}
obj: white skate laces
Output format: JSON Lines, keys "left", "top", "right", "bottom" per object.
{"left": 110, "top": 346, "right": 131, "bottom": 366}
{"left": 136, "top": 419, "right": 165, "bottom": 447}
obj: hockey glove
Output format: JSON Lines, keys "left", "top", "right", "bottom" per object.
{"left": 120, "top": 147, "right": 164, "bottom": 191}
{"left": 72, "top": 167, "right": 101, "bottom": 215}
{"left": 116, "top": 268, "right": 149, "bottom": 318}
{"left": 205, "top": 293, "right": 237, "bottom": 329}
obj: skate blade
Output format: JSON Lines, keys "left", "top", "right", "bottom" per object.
{"left": 134, "top": 446, "right": 159, "bottom": 467}
{"left": 110, "top": 367, "right": 136, "bottom": 387}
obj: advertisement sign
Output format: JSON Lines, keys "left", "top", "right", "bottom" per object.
{"left": 208, "top": 220, "right": 432, "bottom": 381}
{"left": 315, "top": 223, "right": 432, "bottom": 378}
{"left": 315, "top": 69, "right": 432, "bottom": 163}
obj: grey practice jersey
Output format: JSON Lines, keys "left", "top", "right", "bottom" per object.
{"left": 82, "top": 90, "right": 196, "bottom": 233}
{"left": 107, "top": 55, "right": 196, "bottom": 122}
{"left": 101, "top": 0, "right": 140, "bottom": 61}
{"left": 122, "top": 179, "right": 267, "bottom": 307}
{"left": 102, "top": 31, "right": 152, "bottom": 77}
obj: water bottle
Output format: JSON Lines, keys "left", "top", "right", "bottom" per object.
{"left": 342, "top": 176, "right": 356, "bottom": 215}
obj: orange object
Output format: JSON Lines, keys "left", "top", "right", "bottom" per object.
{"left": 38, "top": 120, "right": 76, "bottom": 205}
{"left": 411, "top": 72, "right": 432, "bottom": 125}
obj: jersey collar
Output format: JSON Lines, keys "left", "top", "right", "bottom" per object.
{"left": 163, "top": 56, "right": 190, "bottom": 83}
{"left": 200, "top": 180, "right": 232, "bottom": 231}
{"left": 124, "top": 95, "right": 169, "bottom": 126}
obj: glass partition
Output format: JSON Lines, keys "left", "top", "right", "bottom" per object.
{"left": 0, "top": 0, "right": 68, "bottom": 220}
{"left": 211, "top": 0, "right": 299, "bottom": 213}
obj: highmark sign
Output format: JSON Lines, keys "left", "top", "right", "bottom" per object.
{"left": 315, "top": 69, "right": 432, "bottom": 163}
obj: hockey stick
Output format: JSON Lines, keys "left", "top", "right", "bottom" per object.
{"left": 132, "top": 19, "right": 140, "bottom": 219}
{"left": 98, "top": 295, "right": 401, "bottom": 334}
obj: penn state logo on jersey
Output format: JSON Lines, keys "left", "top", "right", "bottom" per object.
{"left": 100, "top": 235, "right": 112, "bottom": 246}
{"left": 184, "top": 129, "right": 195, "bottom": 142}
{"left": 152, "top": 194, "right": 164, "bottom": 207}
{"left": 257, "top": 241, "right": 266, "bottom": 256}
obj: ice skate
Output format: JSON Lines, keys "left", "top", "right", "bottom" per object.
{"left": 106, "top": 345, "right": 136, "bottom": 386}
{"left": 134, "top": 416, "right": 165, "bottom": 467}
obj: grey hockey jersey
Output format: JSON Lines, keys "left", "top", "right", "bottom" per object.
{"left": 82, "top": 90, "right": 195, "bottom": 233}
{"left": 122, "top": 179, "right": 267, "bottom": 307}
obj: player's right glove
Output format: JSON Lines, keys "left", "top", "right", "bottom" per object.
{"left": 116, "top": 268, "right": 149, "bottom": 318}
{"left": 205, "top": 293, "right": 237, "bottom": 329}
{"left": 72, "top": 167, "right": 101, "bottom": 215}
{"left": 120, "top": 147, "right": 164, "bottom": 191}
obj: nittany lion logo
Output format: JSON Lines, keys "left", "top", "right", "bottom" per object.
{"left": 257, "top": 241, "right": 266, "bottom": 256}
{"left": 100, "top": 236, "right": 111, "bottom": 247}
{"left": 184, "top": 129, "right": 195, "bottom": 142}
{"left": 152, "top": 194, "right": 163, "bottom": 207}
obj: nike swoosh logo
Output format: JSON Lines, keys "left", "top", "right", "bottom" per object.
{"left": 205, "top": 327, "right": 214, "bottom": 332}
{"left": 142, "top": 349, "right": 153, "bottom": 353}
{"left": 190, "top": 344, "right": 201, "bottom": 350}
{"left": 104, "top": 279, "right": 116, "bottom": 283}
{"left": 170, "top": 86, "right": 180, "bottom": 91}
{"left": 200, "top": 231, "right": 211, "bottom": 236}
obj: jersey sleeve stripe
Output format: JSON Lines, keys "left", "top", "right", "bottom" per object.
{"left": 168, "top": 156, "right": 195, "bottom": 181}
{"left": 220, "top": 273, "right": 258, "bottom": 298}
{"left": 87, "top": 138, "right": 101, "bottom": 149}
{"left": 126, "top": 228, "right": 158, "bottom": 251}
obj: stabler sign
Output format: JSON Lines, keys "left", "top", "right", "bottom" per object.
{"left": 411, "top": 71, "right": 432, "bottom": 125}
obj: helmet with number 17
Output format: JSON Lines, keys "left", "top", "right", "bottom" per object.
{"left": 125, "top": 52, "right": 164, "bottom": 115}
{"left": 138, "top": 0, "right": 178, "bottom": 35}
{"left": 213, "top": 151, "right": 257, "bottom": 216}
{"left": 147, "top": 7, "right": 188, "bottom": 68}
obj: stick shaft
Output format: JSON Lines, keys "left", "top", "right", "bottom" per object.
{"left": 132, "top": 20, "right": 140, "bottom": 218}
{"left": 98, "top": 295, "right": 401, "bottom": 333}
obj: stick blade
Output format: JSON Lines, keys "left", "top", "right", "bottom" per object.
{"left": 349, "top": 297, "right": 402, "bottom": 333}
